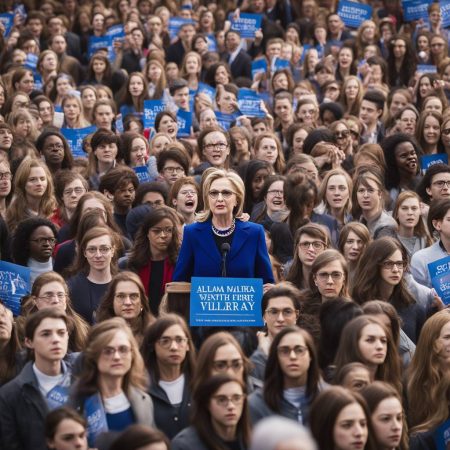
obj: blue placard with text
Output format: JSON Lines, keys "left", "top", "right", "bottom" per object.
{"left": 134, "top": 166, "right": 151, "bottom": 183}
{"left": 197, "top": 82, "right": 216, "bottom": 102}
{"left": 428, "top": 255, "right": 450, "bottom": 305}
{"left": 441, "top": 0, "right": 450, "bottom": 28}
{"left": 402, "top": 0, "right": 433, "bottom": 21}
{"left": 0, "top": 261, "right": 31, "bottom": 316}
{"left": 176, "top": 109, "right": 192, "bottom": 137}
{"left": 143, "top": 100, "right": 166, "bottom": 129}
{"left": 251, "top": 59, "right": 267, "bottom": 79}
{"left": 88, "top": 35, "right": 117, "bottom": 62}
{"left": 168, "top": 17, "right": 195, "bottom": 39}
{"left": 0, "top": 13, "right": 14, "bottom": 38}
{"left": 230, "top": 13, "right": 262, "bottom": 38}
{"left": 215, "top": 111, "right": 237, "bottom": 130}
{"left": 61, "top": 126, "right": 97, "bottom": 158}
{"left": 238, "top": 88, "right": 264, "bottom": 117}
{"left": 337, "top": 0, "right": 372, "bottom": 28}
{"left": 190, "top": 277, "right": 264, "bottom": 326}
{"left": 417, "top": 64, "right": 437, "bottom": 74}
{"left": 421, "top": 154, "right": 448, "bottom": 171}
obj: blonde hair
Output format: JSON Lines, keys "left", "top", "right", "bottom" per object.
{"left": 319, "top": 168, "right": 353, "bottom": 217}
{"left": 62, "top": 93, "right": 91, "bottom": 128}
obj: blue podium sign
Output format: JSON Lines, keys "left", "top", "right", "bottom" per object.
{"left": 190, "top": 277, "right": 264, "bottom": 326}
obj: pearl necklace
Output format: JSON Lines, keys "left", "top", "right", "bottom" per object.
{"left": 212, "top": 218, "right": 235, "bottom": 237}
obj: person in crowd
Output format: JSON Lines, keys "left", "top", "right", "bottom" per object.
{"left": 141, "top": 314, "right": 196, "bottom": 439}
{"left": 171, "top": 373, "right": 251, "bottom": 450}
{"left": 110, "top": 424, "right": 170, "bottom": 450}
{"left": 45, "top": 407, "right": 89, "bottom": 450}
{"left": 173, "top": 169, "right": 274, "bottom": 285}
{"left": 249, "top": 326, "right": 322, "bottom": 426}
{"left": 168, "top": 176, "right": 199, "bottom": 225}
{"left": 334, "top": 362, "right": 371, "bottom": 392}
{"left": 0, "top": 309, "right": 72, "bottom": 450}
{"left": 67, "top": 226, "right": 119, "bottom": 324}
{"left": 70, "top": 318, "right": 154, "bottom": 446}
{"left": 0, "top": 302, "right": 21, "bottom": 387}
{"left": 309, "top": 386, "right": 377, "bottom": 450}
{"left": 416, "top": 163, "right": 450, "bottom": 207}
{"left": 96, "top": 271, "right": 154, "bottom": 345}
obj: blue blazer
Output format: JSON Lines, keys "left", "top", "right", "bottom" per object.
{"left": 173, "top": 219, "right": 274, "bottom": 284}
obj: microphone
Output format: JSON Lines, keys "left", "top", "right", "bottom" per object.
{"left": 221, "top": 243, "right": 230, "bottom": 277}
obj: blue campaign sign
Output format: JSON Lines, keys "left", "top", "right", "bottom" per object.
{"left": 176, "top": 109, "right": 192, "bottom": 138}
{"left": 34, "top": 74, "right": 43, "bottom": 91}
{"left": 115, "top": 114, "right": 124, "bottom": 134}
{"left": 197, "top": 82, "right": 216, "bottom": 102}
{"left": 428, "top": 255, "right": 450, "bottom": 305}
{"left": 61, "top": 126, "right": 97, "bottom": 159}
{"left": 206, "top": 33, "right": 217, "bottom": 51}
{"left": 88, "top": 35, "right": 118, "bottom": 62}
{"left": 271, "top": 57, "right": 290, "bottom": 73}
{"left": 230, "top": 13, "right": 262, "bottom": 39}
{"left": 134, "top": 166, "right": 151, "bottom": 183}
{"left": 84, "top": 393, "right": 108, "bottom": 448}
{"left": 190, "top": 277, "right": 264, "bottom": 326}
{"left": 0, "top": 261, "right": 31, "bottom": 316}
{"left": 105, "top": 24, "right": 125, "bottom": 38}
{"left": 143, "top": 100, "right": 166, "bottom": 129}
{"left": 251, "top": 58, "right": 267, "bottom": 79}
{"left": 168, "top": 17, "right": 195, "bottom": 40}
{"left": 402, "top": 0, "right": 433, "bottom": 21}
{"left": 434, "top": 417, "right": 450, "bottom": 449}
{"left": 0, "top": 13, "right": 14, "bottom": 37}
{"left": 24, "top": 53, "right": 38, "bottom": 71}
{"left": 215, "top": 111, "right": 237, "bottom": 130}
{"left": 337, "top": 0, "right": 372, "bottom": 28}
{"left": 441, "top": 0, "right": 450, "bottom": 28}
{"left": 238, "top": 88, "right": 264, "bottom": 118}
{"left": 417, "top": 64, "right": 437, "bottom": 74}
{"left": 421, "top": 154, "right": 448, "bottom": 171}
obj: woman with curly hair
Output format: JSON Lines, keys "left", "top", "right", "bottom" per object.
{"left": 6, "top": 157, "right": 57, "bottom": 232}
{"left": 96, "top": 271, "right": 154, "bottom": 344}
{"left": 124, "top": 207, "right": 181, "bottom": 316}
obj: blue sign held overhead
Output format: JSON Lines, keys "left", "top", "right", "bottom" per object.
{"left": 0, "top": 261, "right": 31, "bottom": 316}
{"left": 428, "top": 255, "right": 450, "bottom": 305}
{"left": 441, "top": 0, "right": 450, "bottom": 28}
{"left": 402, "top": 0, "right": 433, "bottom": 21}
{"left": 143, "top": 100, "right": 166, "bottom": 129}
{"left": 0, "top": 13, "right": 14, "bottom": 38}
{"left": 251, "top": 59, "right": 267, "bottom": 79}
{"left": 215, "top": 111, "right": 237, "bottom": 131}
{"left": 230, "top": 13, "right": 262, "bottom": 39}
{"left": 61, "top": 126, "right": 97, "bottom": 159}
{"left": 337, "top": 0, "right": 373, "bottom": 28}
{"left": 176, "top": 109, "right": 192, "bottom": 138}
{"left": 168, "top": 17, "right": 195, "bottom": 40}
{"left": 190, "top": 277, "right": 264, "bottom": 327}
{"left": 197, "top": 82, "right": 216, "bottom": 103}
{"left": 417, "top": 64, "right": 437, "bottom": 74}
{"left": 237, "top": 88, "right": 264, "bottom": 118}
{"left": 421, "top": 154, "right": 448, "bottom": 171}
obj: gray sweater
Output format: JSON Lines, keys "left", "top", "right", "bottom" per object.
{"left": 411, "top": 241, "right": 447, "bottom": 288}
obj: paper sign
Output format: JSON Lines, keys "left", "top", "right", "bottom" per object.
{"left": 0, "top": 261, "right": 31, "bottom": 316}
{"left": 61, "top": 126, "right": 97, "bottom": 158}
{"left": 190, "top": 277, "right": 264, "bottom": 326}
{"left": 88, "top": 35, "right": 118, "bottom": 62}
{"left": 237, "top": 88, "right": 264, "bottom": 117}
{"left": 24, "top": 53, "right": 38, "bottom": 71}
{"left": 215, "top": 111, "right": 237, "bottom": 130}
{"left": 441, "top": 0, "right": 450, "bottom": 28}
{"left": 176, "top": 109, "right": 192, "bottom": 138}
{"left": 115, "top": 114, "right": 124, "bottom": 134}
{"left": 271, "top": 57, "right": 290, "bottom": 73}
{"left": 337, "top": 0, "right": 373, "bottom": 28}
{"left": 428, "top": 255, "right": 450, "bottom": 305}
{"left": 168, "top": 17, "right": 195, "bottom": 40}
{"left": 402, "top": 0, "right": 433, "bottom": 21}
{"left": 84, "top": 394, "right": 108, "bottom": 448}
{"left": 417, "top": 64, "right": 437, "bottom": 74}
{"left": 230, "top": 13, "right": 262, "bottom": 39}
{"left": 251, "top": 59, "right": 267, "bottom": 79}
{"left": 0, "top": 13, "right": 14, "bottom": 37}
{"left": 421, "top": 154, "right": 449, "bottom": 171}
{"left": 197, "top": 82, "right": 216, "bottom": 102}
{"left": 134, "top": 166, "right": 151, "bottom": 183}
{"left": 143, "top": 100, "right": 166, "bottom": 129}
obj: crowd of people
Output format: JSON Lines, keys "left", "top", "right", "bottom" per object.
{"left": 1, "top": 0, "right": 450, "bottom": 449}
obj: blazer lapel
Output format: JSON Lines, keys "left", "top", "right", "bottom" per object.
{"left": 195, "top": 221, "right": 221, "bottom": 262}
{"left": 229, "top": 221, "right": 250, "bottom": 260}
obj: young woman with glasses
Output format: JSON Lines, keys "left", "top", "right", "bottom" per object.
{"left": 71, "top": 318, "right": 154, "bottom": 447}
{"left": 172, "top": 373, "right": 250, "bottom": 450}
{"left": 249, "top": 326, "right": 322, "bottom": 426}
{"left": 141, "top": 314, "right": 196, "bottom": 439}
{"left": 352, "top": 237, "right": 426, "bottom": 344}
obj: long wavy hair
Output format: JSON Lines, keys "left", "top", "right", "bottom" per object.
{"left": 352, "top": 237, "right": 415, "bottom": 309}
{"left": 73, "top": 317, "right": 148, "bottom": 398}
{"left": 264, "top": 326, "right": 320, "bottom": 413}
{"left": 6, "top": 157, "right": 57, "bottom": 231}
{"left": 407, "top": 309, "right": 450, "bottom": 429}
{"left": 144, "top": 59, "right": 167, "bottom": 100}
{"left": 0, "top": 302, "right": 21, "bottom": 385}
{"left": 128, "top": 206, "right": 180, "bottom": 270}
{"left": 117, "top": 72, "right": 150, "bottom": 113}
{"left": 62, "top": 93, "right": 91, "bottom": 128}
{"left": 318, "top": 168, "right": 353, "bottom": 218}
{"left": 334, "top": 316, "right": 402, "bottom": 393}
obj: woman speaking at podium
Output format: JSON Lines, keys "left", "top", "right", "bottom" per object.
{"left": 173, "top": 168, "right": 274, "bottom": 286}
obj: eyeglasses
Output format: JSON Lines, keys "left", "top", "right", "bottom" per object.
{"left": 37, "top": 292, "right": 66, "bottom": 302}
{"left": 63, "top": 187, "right": 85, "bottom": 196}
{"left": 30, "top": 237, "right": 56, "bottom": 245}
{"left": 157, "top": 336, "right": 188, "bottom": 348}
{"left": 335, "top": 130, "right": 350, "bottom": 139}
{"left": 316, "top": 271, "right": 344, "bottom": 282}
{"left": 85, "top": 246, "right": 113, "bottom": 256}
{"left": 442, "top": 128, "right": 450, "bottom": 136}
{"left": 265, "top": 308, "right": 298, "bottom": 319}
{"left": 179, "top": 190, "right": 197, "bottom": 196}
{"left": 150, "top": 226, "right": 174, "bottom": 235}
{"left": 213, "top": 394, "right": 245, "bottom": 407}
{"left": 380, "top": 260, "right": 406, "bottom": 270}
{"left": 208, "top": 190, "right": 235, "bottom": 199}
{"left": 277, "top": 345, "right": 309, "bottom": 357}
{"left": 212, "top": 359, "right": 244, "bottom": 372}
{"left": 299, "top": 241, "right": 325, "bottom": 251}
{"left": 0, "top": 172, "right": 11, "bottom": 181}
{"left": 204, "top": 142, "right": 228, "bottom": 151}
{"left": 163, "top": 166, "right": 185, "bottom": 174}
{"left": 267, "top": 190, "right": 284, "bottom": 197}
{"left": 101, "top": 345, "right": 131, "bottom": 358}
{"left": 114, "top": 293, "right": 140, "bottom": 303}
{"left": 432, "top": 180, "right": 450, "bottom": 189}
